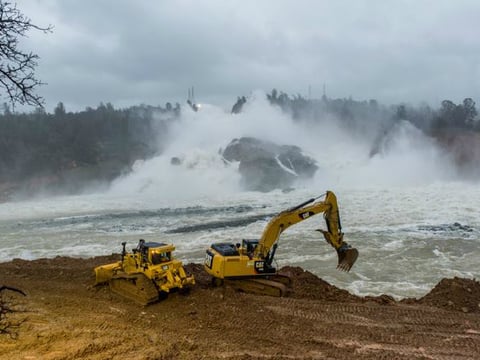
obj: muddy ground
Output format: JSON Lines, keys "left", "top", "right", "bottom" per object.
{"left": 1, "top": 256, "right": 480, "bottom": 360}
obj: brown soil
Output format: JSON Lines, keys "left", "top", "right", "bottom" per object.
{"left": 1, "top": 256, "right": 480, "bottom": 360}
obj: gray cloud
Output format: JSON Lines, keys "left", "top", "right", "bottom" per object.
{"left": 17, "top": 0, "right": 480, "bottom": 112}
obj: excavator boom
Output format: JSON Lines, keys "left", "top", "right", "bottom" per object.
{"left": 256, "top": 191, "right": 357, "bottom": 271}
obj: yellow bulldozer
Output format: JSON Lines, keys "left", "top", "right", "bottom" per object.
{"left": 94, "top": 239, "right": 195, "bottom": 305}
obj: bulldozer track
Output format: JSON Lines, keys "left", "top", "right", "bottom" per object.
{"left": 109, "top": 273, "right": 160, "bottom": 305}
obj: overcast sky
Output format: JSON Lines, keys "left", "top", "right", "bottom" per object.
{"left": 17, "top": 0, "right": 480, "bottom": 112}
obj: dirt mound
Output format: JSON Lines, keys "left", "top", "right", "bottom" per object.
{"left": 184, "top": 263, "right": 211, "bottom": 288}
{"left": 403, "top": 277, "right": 480, "bottom": 313}
{"left": 279, "top": 266, "right": 361, "bottom": 302}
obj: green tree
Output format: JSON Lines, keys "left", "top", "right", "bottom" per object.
{"left": 54, "top": 102, "right": 66, "bottom": 117}
{"left": 462, "top": 98, "right": 477, "bottom": 128}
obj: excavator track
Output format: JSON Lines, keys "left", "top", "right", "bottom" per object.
{"left": 225, "top": 278, "right": 289, "bottom": 297}
{"left": 109, "top": 273, "right": 160, "bottom": 306}
{"left": 266, "top": 274, "right": 292, "bottom": 287}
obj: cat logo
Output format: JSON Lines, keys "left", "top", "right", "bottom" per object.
{"left": 204, "top": 251, "right": 214, "bottom": 269}
{"left": 254, "top": 261, "right": 265, "bottom": 271}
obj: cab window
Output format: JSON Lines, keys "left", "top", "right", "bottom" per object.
{"left": 151, "top": 251, "right": 171, "bottom": 264}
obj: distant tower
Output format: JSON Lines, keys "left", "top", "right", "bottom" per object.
{"left": 322, "top": 83, "right": 327, "bottom": 101}
{"left": 187, "top": 86, "right": 199, "bottom": 112}
{"left": 308, "top": 84, "right": 311, "bottom": 100}
{"left": 187, "top": 86, "right": 196, "bottom": 104}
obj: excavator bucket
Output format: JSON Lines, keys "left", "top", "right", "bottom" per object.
{"left": 337, "top": 247, "right": 358, "bottom": 272}
{"left": 316, "top": 228, "right": 358, "bottom": 272}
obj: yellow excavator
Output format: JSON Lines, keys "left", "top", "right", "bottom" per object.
{"left": 204, "top": 191, "right": 358, "bottom": 296}
{"left": 94, "top": 239, "right": 195, "bottom": 305}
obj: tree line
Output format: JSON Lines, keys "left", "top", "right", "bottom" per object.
{"left": 265, "top": 88, "right": 479, "bottom": 137}
{"left": 0, "top": 102, "right": 179, "bottom": 195}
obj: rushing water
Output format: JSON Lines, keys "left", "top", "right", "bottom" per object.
{"left": 1, "top": 97, "right": 478, "bottom": 299}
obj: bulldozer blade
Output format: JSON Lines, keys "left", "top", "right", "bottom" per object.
{"left": 337, "top": 247, "right": 358, "bottom": 272}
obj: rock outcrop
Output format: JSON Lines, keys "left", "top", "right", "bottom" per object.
{"left": 222, "top": 137, "right": 318, "bottom": 192}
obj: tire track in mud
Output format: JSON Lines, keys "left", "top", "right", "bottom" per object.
{"left": 268, "top": 299, "right": 474, "bottom": 327}
{"left": 262, "top": 298, "right": 480, "bottom": 359}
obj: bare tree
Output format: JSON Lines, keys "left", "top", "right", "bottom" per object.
{"left": 0, "top": 285, "right": 26, "bottom": 338}
{"left": 0, "top": 1, "right": 52, "bottom": 107}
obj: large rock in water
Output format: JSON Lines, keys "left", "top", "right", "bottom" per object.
{"left": 222, "top": 137, "right": 318, "bottom": 192}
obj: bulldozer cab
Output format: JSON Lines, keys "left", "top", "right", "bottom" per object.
{"left": 133, "top": 240, "right": 175, "bottom": 266}
{"left": 150, "top": 249, "right": 172, "bottom": 265}
{"left": 146, "top": 243, "right": 175, "bottom": 266}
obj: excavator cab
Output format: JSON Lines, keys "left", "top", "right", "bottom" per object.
{"left": 241, "top": 239, "right": 259, "bottom": 258}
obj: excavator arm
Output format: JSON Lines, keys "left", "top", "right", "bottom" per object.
{"left": 255, "top": 191, "right": 358, "bottom": 272}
